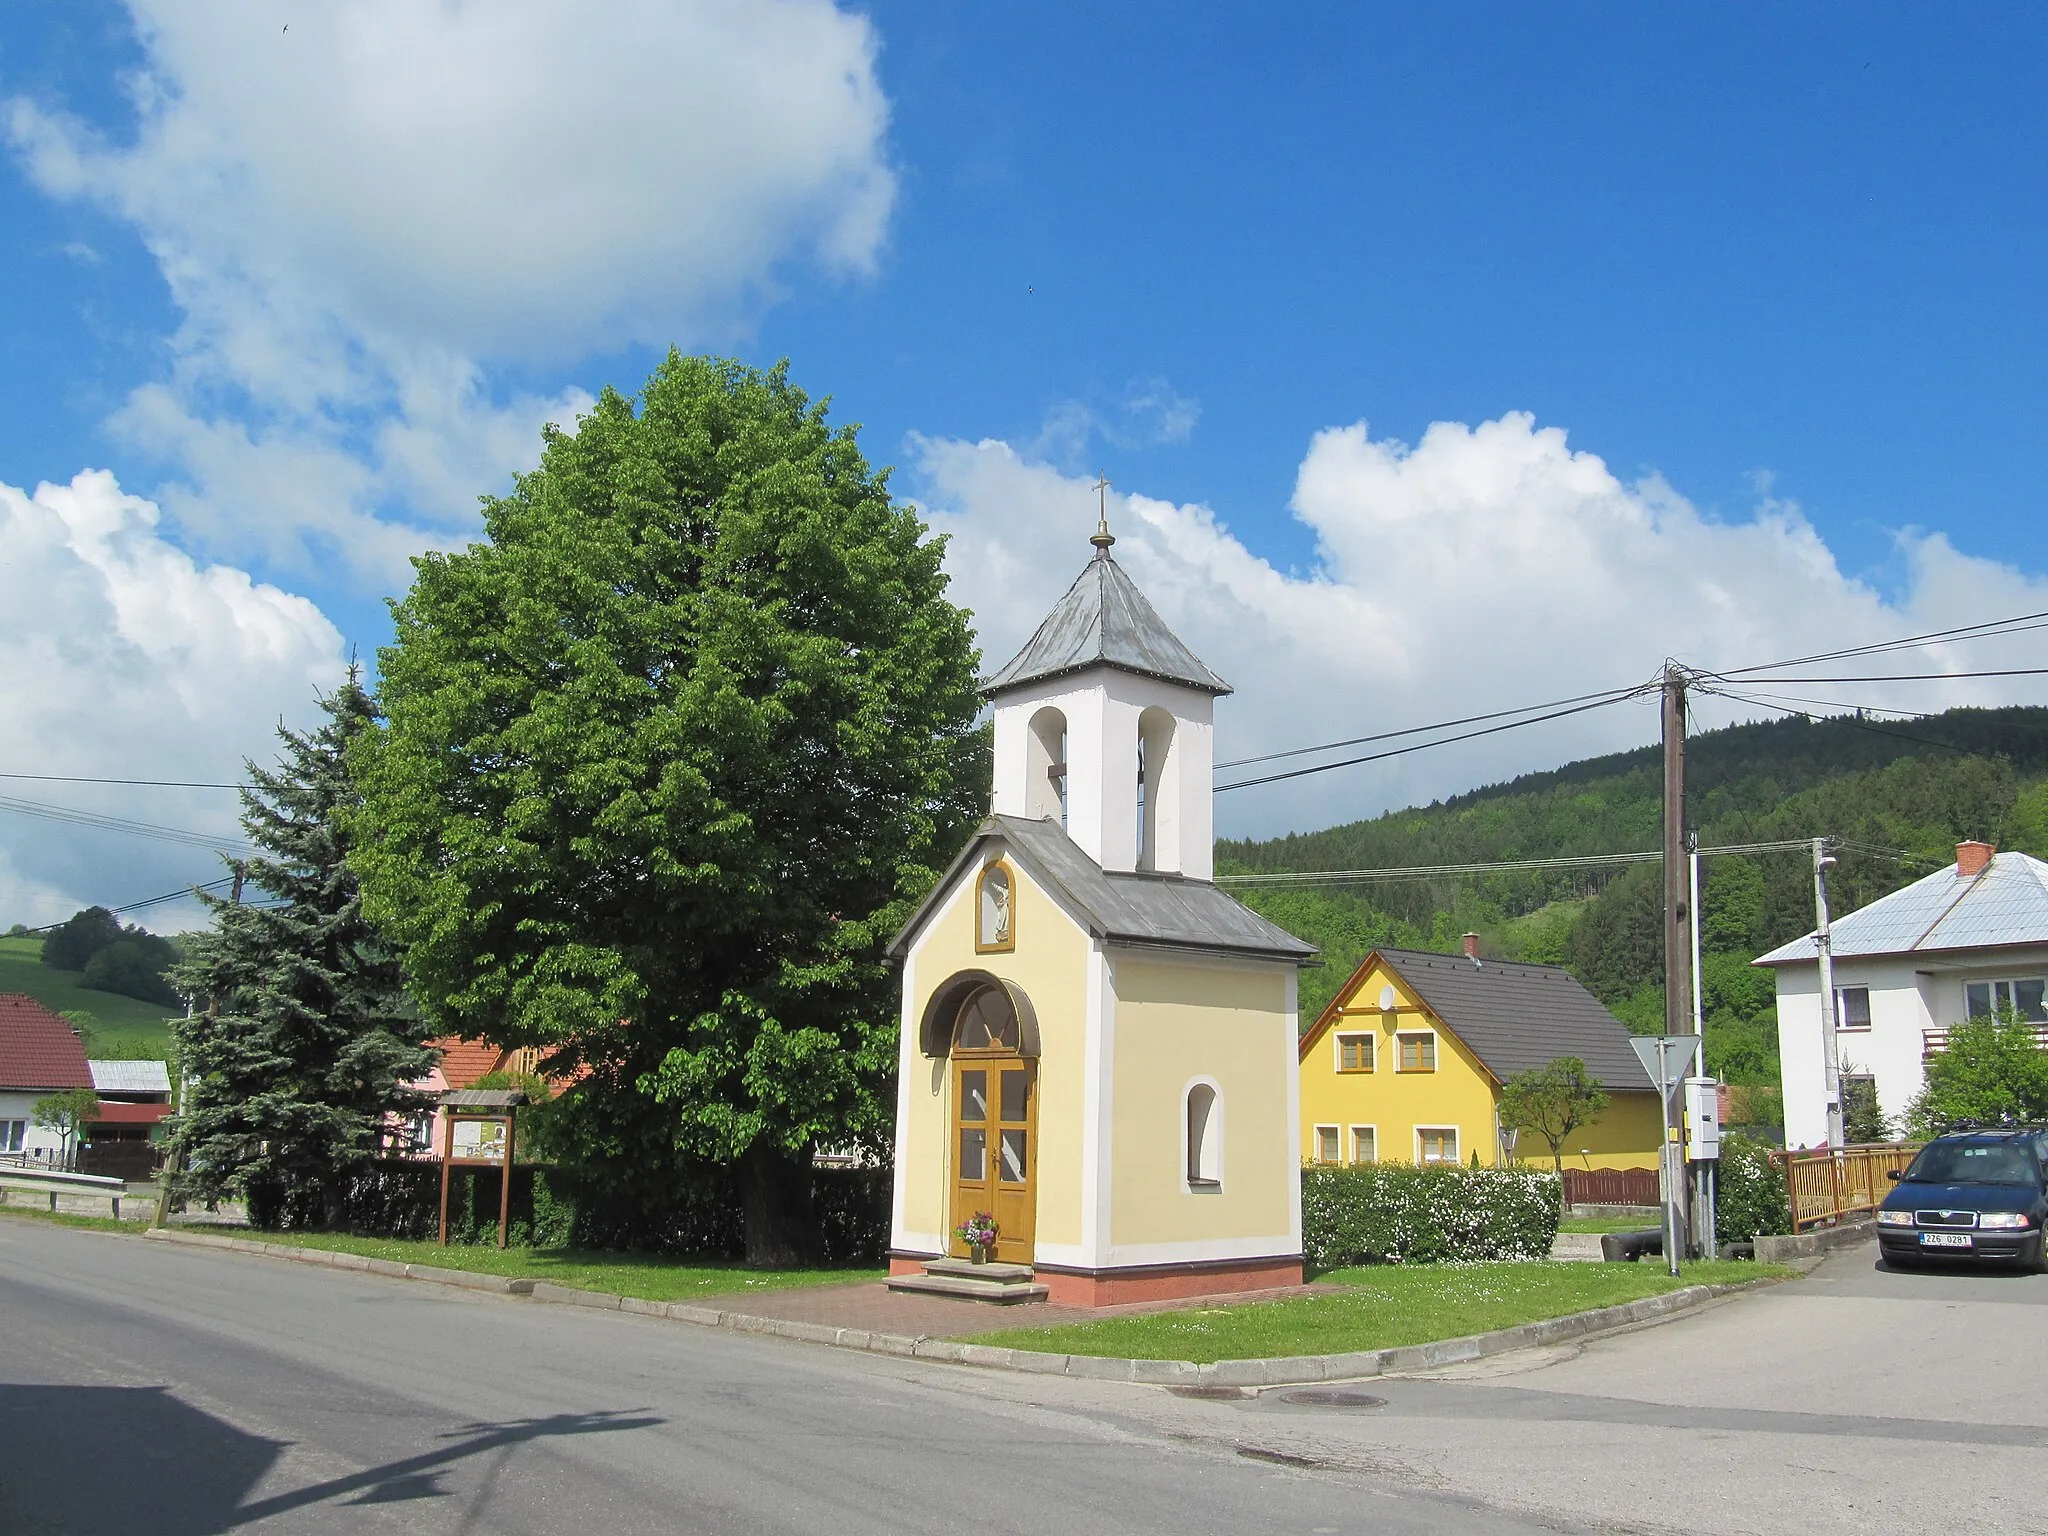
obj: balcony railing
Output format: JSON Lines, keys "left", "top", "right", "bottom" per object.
{"left": 1924, "top": 1023, "right": 2048, "bottom": 1059}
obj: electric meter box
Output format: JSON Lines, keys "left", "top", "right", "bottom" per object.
{"left": 1683, "top": 1076, "right": 1721, "bottom": 1160}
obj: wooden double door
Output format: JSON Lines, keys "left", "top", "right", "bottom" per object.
{"left": 950, "top": 1053, "right": 1036, "bottom": 1264}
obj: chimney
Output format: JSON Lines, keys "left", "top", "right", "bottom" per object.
{"left": 1462, "top": 932, "right": 1481, "bottom": 965}
{"left": 1957, "top": 841, "right": 1995, "bottom": 878}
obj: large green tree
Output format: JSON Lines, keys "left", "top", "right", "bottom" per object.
{"left": 170, "top": 673, "right": 435, "bottom": 1227}
{"left": 351, "top": 353, "right": 984, "bottom": 1264}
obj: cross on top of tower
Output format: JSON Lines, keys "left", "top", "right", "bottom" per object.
{"left": 1090, "top": 472, "right": 1115, "bottom": 554}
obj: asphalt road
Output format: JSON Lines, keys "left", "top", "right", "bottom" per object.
{"left": 6, "top": 1222, "right": 2048, "bottom": 1536}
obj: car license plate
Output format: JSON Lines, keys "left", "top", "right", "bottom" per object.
{"left": 1920, "top": 1232, "right": 1973, "bottom": 1248}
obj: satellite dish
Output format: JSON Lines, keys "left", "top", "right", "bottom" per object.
{"left": 1378, "top": 984, "right": 1397, "bottom": 1011}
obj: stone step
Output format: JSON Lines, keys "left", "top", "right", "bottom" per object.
{"left": 922, "top": 1257, "right": 1036, "bottom": 1283}
{"left": 886, "top": 1272, "right": 1049, "bottom": 1305}
{"left": 1549, "top": 1231, "right": 1607, "bottom": 1263}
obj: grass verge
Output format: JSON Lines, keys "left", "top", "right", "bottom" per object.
{"left": 1559, "top": 1216, "right": 1661, "bottom": 1234}
{"left": 968, "top": 1260, "right": 1792, "bottom": 1362}
{"left": 233, "top": 1229, "right": 884, "bottom": 1302}
{"left": 0, "top": 1206, "right": 138, "bottom": 1235}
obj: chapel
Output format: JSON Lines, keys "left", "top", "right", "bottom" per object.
{"left": 886, "top": 517, "right": 1314, "bottom": 1306}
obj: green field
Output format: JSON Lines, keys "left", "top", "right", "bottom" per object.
{"left": 0, "top": 936, "right": 179, "bottom": 1059}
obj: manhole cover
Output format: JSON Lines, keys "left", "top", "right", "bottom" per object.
{"left": 1166, "top": 1384, "right": 1255, "bottom": 1400}
{"left": 1277, "top": 1389, "right": 1387, "bottom": 1409}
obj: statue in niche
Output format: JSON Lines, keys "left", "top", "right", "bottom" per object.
{"left": 978, "top": 864, "right": 1012, "bottom": 950}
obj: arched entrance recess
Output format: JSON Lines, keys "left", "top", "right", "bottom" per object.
{"left": 925, "top": 974, "right": 1038, "bottom": 1264}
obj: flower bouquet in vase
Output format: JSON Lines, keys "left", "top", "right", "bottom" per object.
{"left": 955, "top": 1211, "right": 999, "bottom": 1263}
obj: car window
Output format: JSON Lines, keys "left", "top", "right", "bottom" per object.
{"left": 1904, "top": 1141, "right": 2039, "bottom": 1186}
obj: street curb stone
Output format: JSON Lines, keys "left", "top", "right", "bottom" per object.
{"left": 140, "top": 1225, "right": 1777, "bottom": 1387}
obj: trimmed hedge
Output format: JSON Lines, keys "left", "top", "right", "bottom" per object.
{"left": 246, "top": 1159, "right": 891, "bottom": 1261}
{"left": 1302, "top": 1163, "right": 1562, "bottom": 1267}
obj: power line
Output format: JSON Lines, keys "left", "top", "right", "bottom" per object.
{"left": 0, "top": 794, "right": 249, "bottom": 854}
{"left": 1717, "top": 608, "right": 2048, "bottom": 677}
{"left": 22, "top": 876, "right": 239, "bottom": 933}
{"left": 0, "top": 771, "right": 243, "bottom": 789}
{"left": 1214, "top": 837, "right": 1915, "bottom": 888}
{"left": 1214, "top": 691, "right": 1644, "bottom": 793}
{"left": 1700, "top": 666, "right": 2048, "bottom": 685}
{"left": 1213, "top": 685, "right": 1645, "bottom": 771}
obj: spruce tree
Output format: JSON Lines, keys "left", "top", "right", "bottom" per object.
{"left": 170, "top": 671, "right": 435, "bottom": 1228}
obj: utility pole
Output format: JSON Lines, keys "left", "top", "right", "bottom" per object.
{"left": 1688, "top": 834, "right": 1714, "bottom": 1256}
{"left": 1813, "top": 837, "right": 1845, "bottom": 1147}
{"left": 1660, "top": 664, "right": 1693, "bottom": 1258}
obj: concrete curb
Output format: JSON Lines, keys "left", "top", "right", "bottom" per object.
{"left": 140, "top": 1225, "right": 1781, "bottom": 1388}
{"left": 1754, "top": 1218, "right": 1876, "bottom": 1264}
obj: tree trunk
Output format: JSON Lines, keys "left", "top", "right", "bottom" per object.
{"left": 739, "top": 1141, "right": 821, "bottom": 1268}
{"left": 322, "top": 1178, "right": 348, "bottom": 1232}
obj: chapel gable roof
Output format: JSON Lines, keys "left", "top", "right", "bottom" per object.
{"left": 1754, "top": 851, "right": 2048, "bottom": 966}
{"left": 1304, "top": 948, "right": 1652, "bottom": 1093}
{"left": 980, "top": 553, "right": 1232, "bottom": 699}
{"left": 0, "top": 993, "right": 94, "bottom": 1092}
{"left": 890, "top": 814, "right": 1314, "bottom": 964}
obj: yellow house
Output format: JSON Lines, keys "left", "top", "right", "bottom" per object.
{"left": 887, "top": 521, "right": 1315, "bottom": 1306}
{"left": 1298, "top": 942, "right": 1662, "bottom": 1173}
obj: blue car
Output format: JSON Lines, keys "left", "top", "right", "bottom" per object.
{"left": 1877, "top": 1129, "right": 2048, "bottom": 1270}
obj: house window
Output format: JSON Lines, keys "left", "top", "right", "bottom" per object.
{"left": 1965, "top": 978, "right": 2048, "bottom": 1022}
{"left": 1835, "top": 987, "right": 1872, "bottom": 1031}
{"left": 1397, "top": 1032, "right": 1437, "bottom": 1072}
{"left": 1351, "top": 1125, "right": 1377, "bottom": 1164}
{"left": 0, "top": 1119, "right": 22, "bottom": 1153}
{"left": 1314, "top": 1125, "right": 1341, "bottom": 1164}
{"left": 1417, "top": 1127, "right": 1459, "bottom": 1164}
{"left": 1337, "top": 1033, "right": 1374, "bottom": 1072}
{"left": 1186, "top": 1082, "right": 1222, "bottom": 1187}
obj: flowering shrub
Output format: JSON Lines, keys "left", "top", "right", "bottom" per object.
{"left": 955, "top": 1210, "right": 999, "bottom": 1250}
{"left": 1713, "top": 1132, "right": 1791, "bottom": 1245}
{"left": 1301, "top": 1164, "right": 1561, "bottom": 1267}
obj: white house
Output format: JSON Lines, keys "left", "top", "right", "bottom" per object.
{"left": 1757, "top": 841, "right": 2048, "bottom": 1147}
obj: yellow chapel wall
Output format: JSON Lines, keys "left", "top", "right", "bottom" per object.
{"left": 1107, "top": 955, "right": 1298, "bottom": 1255}
{"left": 898, "top": 852, "right": 1093, "bottom": 1253}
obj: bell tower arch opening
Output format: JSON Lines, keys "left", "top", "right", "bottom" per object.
{"left": 1026, "top": 707, "right": 1069, "bottom": 826}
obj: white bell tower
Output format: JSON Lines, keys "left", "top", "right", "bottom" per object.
{"left": 983, "top": 512, "right": 1230, "bottom": 881}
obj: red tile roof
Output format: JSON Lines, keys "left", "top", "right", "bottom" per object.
{"left": 416, "top": 1037, "right": 586, "bottom": 1095}
{"left": 0, "top": 994, "right": 94, "bottom": 1092}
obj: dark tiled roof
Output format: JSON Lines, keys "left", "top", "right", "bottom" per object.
{"left": 1373, "top": 948, "right": 1653, "bottom": 1092}
{"left": 891, "top": 815, "right": 1315, "bottom": 963}
{"left": 0, "top": 993, "right": 94, "bottom": 1092}
{"left": 980, "top": 552, "right": 1232, "bottom": 698}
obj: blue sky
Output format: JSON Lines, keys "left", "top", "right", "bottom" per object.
{"left": 3, "top": 2, "right": 2046, "bottom": 926}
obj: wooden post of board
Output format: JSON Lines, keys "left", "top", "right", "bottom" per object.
{"left": 437, "top": 1108, "right": 453, "bottom": 1246}
{"left": 497, "top": 1113, "right": 516, "bottom": 1249}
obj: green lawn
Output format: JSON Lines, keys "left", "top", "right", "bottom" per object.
{"left": 0, "top": 936, "right": 179, "bottom": 1058}
{"left": 970, "top": 1260, "right": 1790, "bottom": 1362}
{"left": 0, "top": 1206, "right": 138, "bottom": 1235}
{"left": 1560, "top": 1216, "right": 1662, "bottom": 1234}
{"left": 240, "top": 1230, "right": 885, "bottom": 1302}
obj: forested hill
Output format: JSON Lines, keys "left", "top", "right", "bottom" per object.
{"left": 1219, "top": 705, "right": 2048, "bottom": 1091}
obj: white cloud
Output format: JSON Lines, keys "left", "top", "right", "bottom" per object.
{"left": 7, "top": 0, "right": 896, "bottom": 580}
{"left": 0, "top": 470, "right": 347, "bottom": 929}
{"left": 1027, "top": 378, "right": 1202, "bottom": 470}
{"left": 910, "top": 413, "right": 2048, "bottom": 840}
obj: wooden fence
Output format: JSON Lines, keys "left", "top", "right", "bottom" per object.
{"left": 1562, "top": 1167, "right": 1660, "bottom": 1207}
{"left": 1771, "top": 1142, "right": 1922, "bottom": 1233}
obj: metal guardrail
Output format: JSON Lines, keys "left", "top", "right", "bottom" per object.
{"left": 1771, "top": 1143, "right": 1922, "bottom": 1233}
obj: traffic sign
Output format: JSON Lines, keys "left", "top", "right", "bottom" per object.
{"left": 1630, "top": 1034, "right": 1701, "bottom": 1094}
